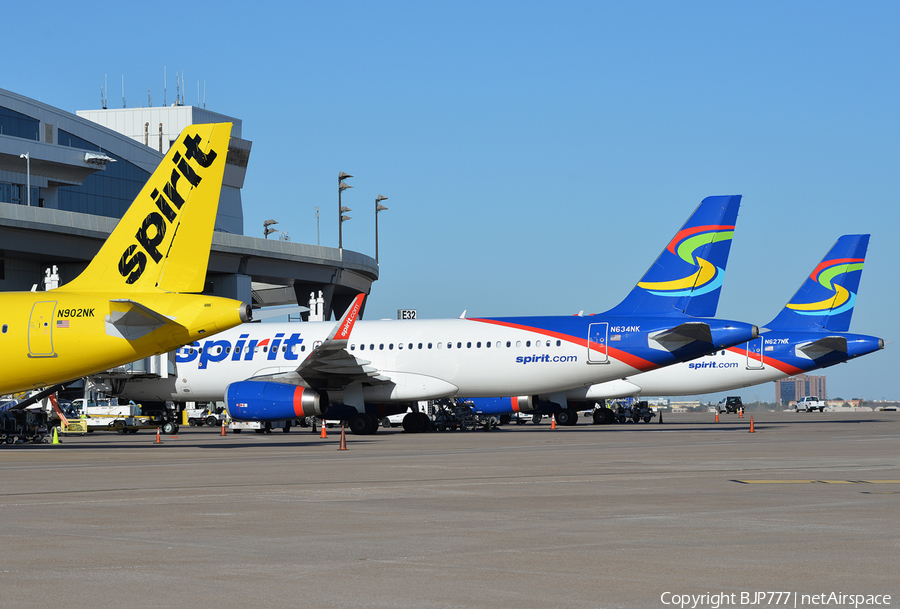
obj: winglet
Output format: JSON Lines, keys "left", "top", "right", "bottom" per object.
{"left": 765, "top": 234, "right": 869, "bottom": 332}
{"left": 605, "top": 195, "right": 741, "bottom": 317}
{"left": 59, "top": 123, "right": 233, "bottom": 294}
{"left": 325, "top": 293, "right": 366, "bottom": 344}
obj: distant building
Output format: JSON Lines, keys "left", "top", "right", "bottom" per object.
{"left": 669, "top": 400, "right": 700, "bottom": 413}
{"left": 775, "top": 374, "right": 826, "bottom": 404}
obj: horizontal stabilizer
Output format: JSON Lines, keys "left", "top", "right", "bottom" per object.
{"left": 796, "top": 336, "right": 848, "bottom": 360}
{"left": 106, "top": 299, "right": 183, "bottom": 340}
{"left": 649, "top": 321, "right": 713, "bottom": 352}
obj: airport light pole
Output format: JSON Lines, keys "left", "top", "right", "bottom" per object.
{"left": 263, "top": 219, "right": 279, "bottom": 239}
{"left": 19, "top": 152, "right": 30, "bottom": 206}
{"left": 375, "top": 195, "right": 388, "bottom": 265}
{"left": 338, "top": 172, "right": 353, "bottom": 252}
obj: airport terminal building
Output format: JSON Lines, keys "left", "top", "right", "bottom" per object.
{"left": 0, "top": 88, "right": 377, "bottom": 319}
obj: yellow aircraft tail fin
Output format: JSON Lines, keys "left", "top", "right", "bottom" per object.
{"left": 60, "top": 122, "right": 233, "bottom": 293}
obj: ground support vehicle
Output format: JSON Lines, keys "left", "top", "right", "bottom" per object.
{"left": 500, "top": 412, "right": 543, "bottom": 425}
{"left": 431, "top": 400, "right": 480, "bottom": 432}
{"left": 716, "top": 396, "right": 743, "bottom": 414}
{"left": 229, "top": 419, "right": 297, "bottom": 434}
{"left": 0, "top": 408, "right": 50, "bottom": 445}
{"left": 610, "top": 400, "right": 656, "bottom": 423}
{"left": 186, "top": 406, "right": 227, "bottom": 427}
{"left": 795, "top": 396, "right": 826, "bottom": 412}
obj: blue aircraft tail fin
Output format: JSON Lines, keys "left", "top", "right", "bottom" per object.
{"left": 765, "top": 234, "right": 869, "bottom": 333}
{"left": 604, "top": 195, "right": 741, "bottom": 317}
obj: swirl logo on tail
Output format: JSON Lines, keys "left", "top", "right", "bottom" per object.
{"left": 637, "top": 225, "right": 734, "bottom": 297}
{"left": 786, "top": 258, "right": 864, "bottom": 316}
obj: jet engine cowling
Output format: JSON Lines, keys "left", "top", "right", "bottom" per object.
{"left": 225, "top": 381, "right": 329, "bottom": 421}
{"left": 468, "top": 396, "right": 536, "bottom": 415}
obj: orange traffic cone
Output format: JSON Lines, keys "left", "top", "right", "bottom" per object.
{"left": 320, "top": 422, "right": 327, "bottom": 438}
{"left": 715, "top": 411, "right": 719, "bottom": 423}
{"left": 220, "top": 420, "right": 227, "bottom": 436}
{"left": 338, "top": 425, "right": 347, "bottom": 450}
{"left": 155, "top": 427, "right": 163, "bottom": 444}
{"left": 739, "top": 408, "right": 744, "bottom": 418}
{"left": 550, "top": 414, "right": 556, "bottom": 430}
{"left": 749, "top": 415, "right": 756, "bottom": 433}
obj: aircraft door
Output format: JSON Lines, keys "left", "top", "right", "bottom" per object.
{"left": 29, "top": 301, "right": 58, "bottom": 358}
{"left": 588, "top": 322, "right": 608, "bottom": 364}
{"left": 745, "top": 337, "right": 764, "bottom": 370}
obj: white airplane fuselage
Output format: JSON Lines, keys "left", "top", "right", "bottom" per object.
{"left": 116, "top": 315, "right": 755, "bottom": 404}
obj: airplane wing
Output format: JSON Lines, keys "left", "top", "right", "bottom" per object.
{"left": 248, "top": 293, "right": 391, "bottom": 391}
{"left": 648, "top": 321, "right": 713, "bottom": 352}
{"left": 796, "top": 336, "right": 848, "bottom": 360}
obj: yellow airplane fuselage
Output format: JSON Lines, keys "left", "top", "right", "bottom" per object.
{"left": 0, "top": 290, "right": 248, "bottom": 395}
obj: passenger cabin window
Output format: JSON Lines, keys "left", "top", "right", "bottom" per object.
{"left": 1, "top": 325, "right": 6, "bottom": 333}
{"left": 428, "top": 343, "right": 433, "bottom": 349}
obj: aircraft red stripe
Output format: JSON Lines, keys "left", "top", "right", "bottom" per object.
{"left": 666, "top": 224, "right": 735, "bottom": 255}
{"left": 724, "top": 346, "right": 805, "bottom": 376}
{"left": 809, "top": 257, "right": 865, "bottom": 281}
{"left": 469, "top": 318, "right": 658, "bottom": 371}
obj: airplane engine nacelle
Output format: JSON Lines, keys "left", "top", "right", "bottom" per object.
{"left": 469, "top": 396, "right": 536, "bottom": 415}
{"left": 225, "top": 381, "right": 329, "bottom": 421}
{"left": 507, "top": 395, "right": 536, "bottom": 412}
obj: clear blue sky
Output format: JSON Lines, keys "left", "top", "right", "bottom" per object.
{"left": 5, "top": 1, "right": 898, "bottom": 402}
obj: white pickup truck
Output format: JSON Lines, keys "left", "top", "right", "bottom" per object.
{"left": 795, "top": 396, "right": 826, "bottom": 412}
